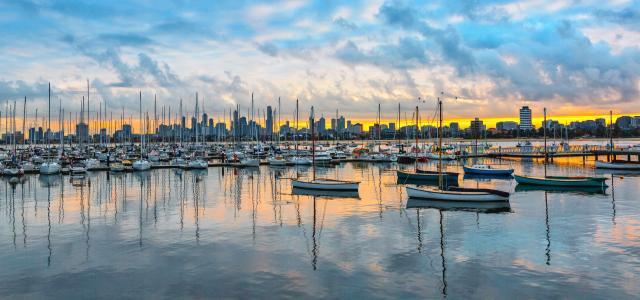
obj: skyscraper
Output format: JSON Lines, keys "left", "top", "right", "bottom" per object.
{"left": 266, "top": 106, "right": 273, "bottom": 137}
{"left": 519, "top": 106, "right": 533, "bottom": 130}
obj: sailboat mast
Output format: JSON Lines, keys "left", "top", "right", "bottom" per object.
{"left": 438, "top": 98, "right": 443, "bottom": 189}
{"left": 311, "top": 106, "right": 315, "bottom": 181}
{"left": 414, "top": 104, "right": 419, "bottom": 172}
{"left": 543, "top": 107, "right": 547, "bottom": 177}
{"left": 295, "top": 98, "right": 299, "bottom": 154}
{"left": 22, "top": 96, "right": 26, "bottom": 148}
{"left": 139, "top": 91, "right": 144, "bottom": 157}
{"left": 609, "top": 110, "right": 614, "bottom": 158}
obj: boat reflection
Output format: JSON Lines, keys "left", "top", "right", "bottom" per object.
{"left": 397, "top": 178, "right": 459, "bottom": 187}
{"left": 38, "top": 174, "right": 61, "bottom": 187}
{"left": 462, "top": 173, "right": 513, "bottom": 181}
{"left": 291, "top": 187, "right": 360, "bottom": 199}
{"left": 514, "top": 184, "right": 607, "bottom": 195}
{"left": 406, "top": 199, "right": 511, "bottom": 213}
{"left": 595, "top": 168, "right": 640, "bottom": 177}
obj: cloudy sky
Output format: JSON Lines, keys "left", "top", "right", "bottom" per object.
{"left": 0, "top": 0, "right": 639, "bottom": 127}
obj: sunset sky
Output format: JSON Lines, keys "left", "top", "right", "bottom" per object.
{"left": 1, "top": 0, "right": 639, "bottom": 130}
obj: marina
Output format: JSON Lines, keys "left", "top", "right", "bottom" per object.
{"left": 2, "top": 0, "right": 640, "bottom": 298}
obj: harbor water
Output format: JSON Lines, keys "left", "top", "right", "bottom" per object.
{"left": 0, "top": 158, "right": 638, "bottom": 299}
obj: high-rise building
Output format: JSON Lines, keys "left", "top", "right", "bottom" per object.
{"left": 266, "top": 106, "right": 273, "bottom": 136}
{"left": 76, "top": 122, "right": 88, "bottom": 143}
{"left": 338, "top": 116, "right": 346, "bottom": 132}
{"left": 317, "top": 116, "right": 326, "bottom": 134}
{"left": 470, "top": 118, "right": 484, "bottom": 137}
{"left": 496, "top": 121, "right": 518, "bottom": 131}
{"left": 519, "top": 106, "right": 533, "bottom": 130}
{"left": 449, "top": 122, "right": 459, "bottom": 137}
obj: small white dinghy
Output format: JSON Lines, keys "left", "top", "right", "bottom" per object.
{"left": 292, "top": 178, "right": 359, "bottom": 191}
{"left": 595, "top": 160, "right": 640, "bottom": 170}
{"left": 406, "top": 186, "right": 509, "bottom": 202}
{"left": 132, "top": 159, "right": 151, "bottom": 171}
{"left": 187, "top": 158, "right": 208, "bottom": 169}
{"left": 268, "top": 155, "right": 288, "bottom": 166}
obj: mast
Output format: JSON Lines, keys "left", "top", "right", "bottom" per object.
{"left": 47, "top": 84, "right": 51, "bottom": 161}
{"left": 195, "top": 92, "right": 199, "bottom": 146}
{"left": 311, "top": 106, "right": 315, "bottom": 181}
{"left": 87, "top": 79, "right": 90, "bottom": 146}
{"left": 438, "top": 98, "right": 443, "bottom": 189}
{"left": 22, "top": 96, "right": 26, "bottom": 149}
{"left": 414, "top": 104, "right": 419, "bottom": 172}
{"left": 609, "top": 110, "right": 614, "bottom": 161}
{"left": 139, "top": 91, "right": 144, "bottom": 158}
{"left": 179, "top": 98, "right": 183, "bottom": 147}
{"left": 543, "top": 107, "right": 547, "bottom": 177}
{"left": 295, "top": 98, "right": 299, "bottom": 155}
{"left": 397, "top": 103, "right": 400, "bottom": 146}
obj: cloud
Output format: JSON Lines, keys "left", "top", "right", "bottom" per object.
{"left": 333, "top": 17, "right": 358, "bottom": 30}
{"left": 594, "top": 7, "right": 640, "bottom": 30}
{"left": 257, "top": 42, "right": 279, "bottom": 57}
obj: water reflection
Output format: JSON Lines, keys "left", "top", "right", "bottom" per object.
{"left": 0, "top": 160, "right": 638, "bottom": 298}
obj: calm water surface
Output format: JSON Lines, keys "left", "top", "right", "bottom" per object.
{"left": 1, "top": 158, "right": 638, "bottom": 299}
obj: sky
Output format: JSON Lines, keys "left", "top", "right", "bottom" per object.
{"left": 0, "top": 0, "right": 639, "bottom": 130}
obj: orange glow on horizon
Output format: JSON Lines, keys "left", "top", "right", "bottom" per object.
{"left": 5, "top": 112, "right": 640, "bottom": 134}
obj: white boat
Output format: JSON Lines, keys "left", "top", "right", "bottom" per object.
{"left": 22, "top": 161, "right": 37, "bottom": 173}
{"left": 70, "top": 162, "right": 87, "bottom": 174}
{"left": 426, "top": 152, "right": 457, "bottom": 160}
{"left": 313, "top": 152, "right": 332, "bottom": 164}
{"left": 187, "top": 158, "right": 208, "bottom": 169}
{"left": 406, "top": 186, "right": 509, "bottom": 202}
{"left": 132, "top": 159, "right": 151, "bottom": 171}
{"left": 31, "top": 155, "right": 45, "bottom": 164}
{"left": 39, "top": 162, "right": 61, "bottom": 175}
{"left": 595, "top": 160, "right": 640, "bottom": 170}
{"left": 463, "top": 164, "right": 513, "bottom": 175}
{"left": 371, "top": 153, "right": 397, "bottom": 162}
{"left": 289, "top": 156, "right": 312, "bottom": 165}
{"left": 268, "top": 155, "right": 288, "bottom": 166}
{"left": 171, "top": 157, "right": 187, "bottom": 167}
{"left": 96, "top": 152, "right": 109, "bottom": 162}
{"left": 292, "top": 178, "right": 359, "bottom": 191}
{"left": 85, "top": 158, "right": 101, "bottom": 170}
{"left": 110, "top": 163, "right": 126, "bottom": 172}
{"left": 2, "top": 163, "right": 24, "bottom": 176}
{"left": 240, "top": 157, "right": 260, "bottom": 167}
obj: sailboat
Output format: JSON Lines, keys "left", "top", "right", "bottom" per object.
{"left": 289, "top": 99, "right": 312, "bottom": 165}
{"left": 397, "top": 104, "right": 459, "bottom": 184}
{"left": 292, "top": 106, "right": 359, "bottom": 192}
{"left": 186, "top": 93, "right": 208, "bottom": 169}
{"left": 132, "top": 92, "right": 151, "bottom": 171}
{"left": 514, "top": 108, "right": 607, "bottom": 188}
{"left": 595, "top": 111, "right": 640, "bottom": 170}
{"left": 39, "top": 83, "right": 61, "bottom": 175}
{"left": 238, "top": 93, "right": 261, "bottom": 167}
{"left": 406, "top": 97, "right": 509, "bottom": 202}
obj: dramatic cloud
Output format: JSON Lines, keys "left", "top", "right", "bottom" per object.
{"left": 0, "top": 0, "right": 639, "bottom": 122}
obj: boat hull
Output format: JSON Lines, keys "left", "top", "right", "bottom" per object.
{"left": 406, "top": 186, "right": 509, "bottom": 202}
{"left": 292, "top": 179, "right": 359, "bottom": 191}
{"left": 397, "top": 170, "right": 458, "bottom": 184}
{"left": 463, "top": 166, "right": 513, "bottom": 175}
{"left": 595, "top": 160, "right": 640, "bottom": 170}
{"left": 39, "top": 162, "right": 61, "bottom": 175}
{"left": 514, "top": 175, "right": 607, "bottom": 187}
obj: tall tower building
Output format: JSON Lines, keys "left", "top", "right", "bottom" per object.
{"left": 266, "top": 106, "right": 273, "bottom": 137}
{"left": 519, "top": 106, "right": 533, "bottom": 130}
